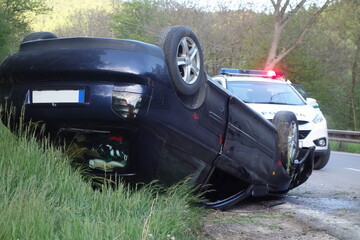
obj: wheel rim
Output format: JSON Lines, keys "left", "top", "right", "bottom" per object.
{"left": 287, "top": 121, "right": 298, "bottom": 171}
{"left": 176, "top": 37, "right": 201, "bottom": 85}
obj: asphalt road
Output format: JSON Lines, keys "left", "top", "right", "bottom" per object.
{"left": 304, "top": 151, "right": 360, "bottom": 192}
{"left": 290, "top": 151, "right": 360, "bottom": 199}
{"left": 204, "top": 151, "right": 360, "bottom": 240}
{"left": 285, "top": 151, "right": 360, "bottom": 240}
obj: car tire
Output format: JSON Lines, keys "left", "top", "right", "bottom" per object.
{"left": 313, "top": 145, "right": 331, "bottom": 170}
{"left": 157, "top": 26, "right": 205, "bottom": 96}
{"left": 22, "top": 32, "right": 58, "bottom": 43}
{"left": 272, "top": 111, "right": 299, "bottom": 176}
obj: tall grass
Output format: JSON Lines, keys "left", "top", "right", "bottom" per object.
{"left": 0, "top": 122, "right": 206, "bottom": 240}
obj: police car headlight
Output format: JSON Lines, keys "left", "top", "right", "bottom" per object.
{"left": 312, "top": 113, "right": 324, "bottom": 124}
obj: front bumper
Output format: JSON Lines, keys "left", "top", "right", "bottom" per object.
{"left": 299, "top": 121, "right": 328, "bottom": 153}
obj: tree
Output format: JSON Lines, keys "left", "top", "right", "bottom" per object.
{"left": 328, "top": 0, "right": 360, "bottom": 130}
{"left": 29, "top": 0, "right": 115, "bottom": 37}
{"left": 351, "top": 29, "right": 360, "bottom": 130}
{"left": 0, "top": 0, "right": 49, "bottom": 60}
{"left": 342, "top": 0, "right": 360, "bottom": 131}
{"left": 54, "top": 8, "right": 114, "bottom": 38}
{"left": 111, "top": 0, "right": 165, "bottom": 43}
{"left": 264, "top": 0, "right": 332, "bottom": 70}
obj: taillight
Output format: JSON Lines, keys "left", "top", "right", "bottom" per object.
{"left": 112, "top": 88, "right": 150, "bottom": 119}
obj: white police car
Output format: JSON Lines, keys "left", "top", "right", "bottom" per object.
{"left": 211, "top": 68, "right": 330, "bottom": 170}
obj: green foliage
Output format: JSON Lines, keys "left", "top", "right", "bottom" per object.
{"left": 53, "top": 8, "right": 114, "bottom": 38}
{"left": 0, "top": 11, "right": 13, "bottom": 60}
{"left": 111, "top": 0, "right": 164, "bottom": 43}
{"left": 240, "top": 13, "right": 274, "bottom": 70}
{"left": 0, "top": 121, "right": 206, "bottom": 239}
{"left": 0, "top": 0, "right": 49, "bottom": 60}
{"left": 29, "top": 0, "right": 115, "bottom": 37}
{"left": 202, "top": 10, "right": 274, "bottom": 75}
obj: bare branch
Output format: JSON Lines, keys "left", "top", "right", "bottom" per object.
{"left": 270, "top": 0, "right": 276, "bottom": 8}
{"left": 281, "top": 0, "right": 306, "bottom": 27}
{"left": 272, "top": 0, "right": 281, "bottom": 19}
{"left": 279, "top": 0, "right": 290, "bottom": 18}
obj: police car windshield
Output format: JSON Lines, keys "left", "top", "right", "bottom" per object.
{"left": 227, "top": 80, "right": 305, "bottom": 105}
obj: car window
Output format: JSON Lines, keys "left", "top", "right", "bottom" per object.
{"left": 227, "top": 81, "right": 305, "bottom": 105}
{"left": 291, "top": 84, "right": 309, "bottom": 99}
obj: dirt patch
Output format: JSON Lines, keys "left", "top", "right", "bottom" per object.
{"left": 203, "top": 197, "right": 338, "bottom": 240}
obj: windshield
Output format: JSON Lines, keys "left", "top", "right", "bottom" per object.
{"left": 227, "top": 80, "right": 305, "bottom": 105}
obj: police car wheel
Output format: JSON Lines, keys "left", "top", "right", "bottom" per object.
{"left": 273, "top": 111, "right": 299, "bottom": 176}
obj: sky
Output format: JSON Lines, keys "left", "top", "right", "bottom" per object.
{"left": 175, "top": 0, "right": 273, "bottom": 12}
{"left": 176, "top": 0, "right": 329, "bottom": 12}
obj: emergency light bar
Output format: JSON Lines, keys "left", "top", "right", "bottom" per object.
{"left": 220, "top": 68, "right": 284, "bottom": 80}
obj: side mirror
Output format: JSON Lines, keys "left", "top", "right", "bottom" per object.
{"left": 306, "top": 98, "right": 319, "bottom": 110}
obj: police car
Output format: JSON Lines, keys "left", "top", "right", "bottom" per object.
{"left": 211, "top": 68, "right": 330, "bottom": 170}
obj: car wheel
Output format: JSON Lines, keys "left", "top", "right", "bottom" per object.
{"left": 22, "top": 32, "right": 58, "bottom": 43}
{"left": 157, "top": 26, "right": 206, "bottom": 96}
{"left": 272, "top": 111, "right": 299, "bottom": 176}
{"left": 313, "top": 145, "right": 331, "bottom": 170}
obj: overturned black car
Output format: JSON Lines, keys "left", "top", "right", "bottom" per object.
{"left": 0, "top": 26, "right": 314, "bottom": 209}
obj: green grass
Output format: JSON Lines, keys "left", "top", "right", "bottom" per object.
{"left": 330, "top": 141, "right": 360, "bottom": 154}
{"left": 0, "top": 122, "right": 206, "bottom": 240}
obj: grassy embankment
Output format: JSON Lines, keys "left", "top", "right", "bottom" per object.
{"left": 0, "top": 121, "right": 206, "bottom": 240}
{"left": 330, "top": 141, "right": 360, "bottom": 154}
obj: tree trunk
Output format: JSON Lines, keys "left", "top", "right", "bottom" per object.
{"left": 265, "top": 22, "right": 282, "bottom": 70}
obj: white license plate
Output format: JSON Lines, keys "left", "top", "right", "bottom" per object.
{"left": 32, "top": 90, "right": 85, "bottom": 103}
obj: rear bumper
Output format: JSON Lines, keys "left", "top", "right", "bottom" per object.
{"left": 1, "top": 81, "right": 153, "bottom": 132}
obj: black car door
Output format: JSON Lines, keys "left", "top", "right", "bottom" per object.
{"left": 215, "top": 96, "right": 278, "bottom": 184}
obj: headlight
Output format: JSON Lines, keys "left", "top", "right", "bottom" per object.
{"left": 312, "top": 113, "right": 324, "bottom": 124}
{"left": 314, "top": 138, "right": 327, "bottom": 147}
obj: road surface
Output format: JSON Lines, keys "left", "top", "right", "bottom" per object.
{"left": 204, "top": 151, "right": 360, "bottom": 240}
{"left": 298, "top": 151, "right": 360, "bottom": 194}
